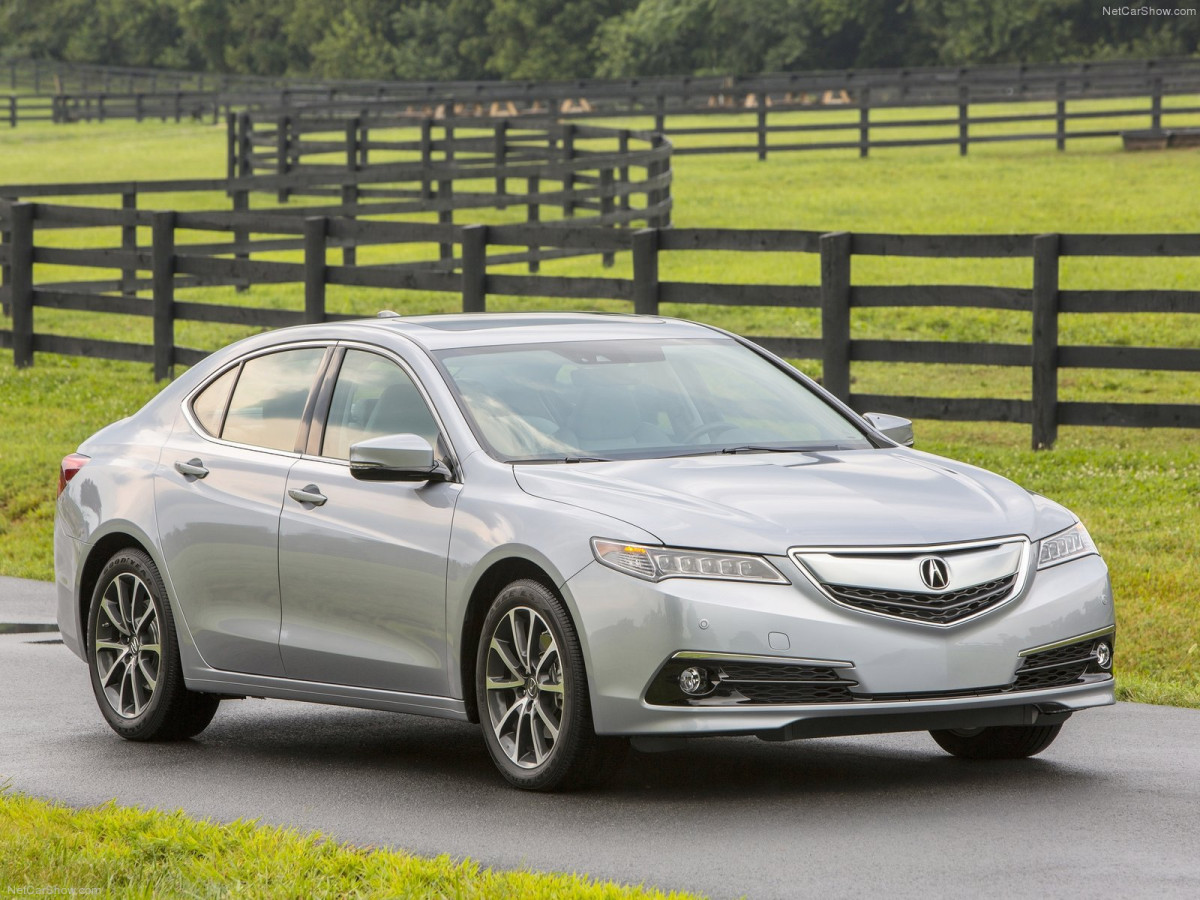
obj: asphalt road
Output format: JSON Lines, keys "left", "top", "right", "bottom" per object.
{"left": 3, "top": 575, "right": 1198, "bottom": 899}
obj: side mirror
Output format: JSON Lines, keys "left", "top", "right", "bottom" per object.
{"left": 862, "top": 412, "right": 915, "bottom": 447}
{"left": 349, "top": 434, "right": 450, "bottom": 482}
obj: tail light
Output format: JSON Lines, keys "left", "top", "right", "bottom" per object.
{"left": 58, "top": 453, "right": 90, "bottom": 497}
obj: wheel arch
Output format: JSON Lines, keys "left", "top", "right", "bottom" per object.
{"left": 76, "top": 524, "right": 165, "bottom": 648}
{"left": 458, "top": 555, "right": 568, "bottom": 724}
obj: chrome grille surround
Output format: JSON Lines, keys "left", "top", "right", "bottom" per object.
{"left": 789, "top": 537, "right": 1032, "bottom": 628}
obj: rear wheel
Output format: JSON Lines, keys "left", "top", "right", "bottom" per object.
{"left": 476, "top": 579, "right": 626, "bottom": 791}
{"left": 87, "top": 549, "right": 220, "bottom": 741}
{"left": 929, "top": 724, "right": 1062, "bottom": 759}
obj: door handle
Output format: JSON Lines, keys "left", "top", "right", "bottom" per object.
{"left": 288, "top": 484, "right": 327, "bottom": 507}
{"left": 174, "top": 458, "right": 209, "bottom": 479}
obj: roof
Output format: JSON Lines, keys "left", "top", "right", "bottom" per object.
{"left": 338, "top": 312, "right": 723, "bottom": 351}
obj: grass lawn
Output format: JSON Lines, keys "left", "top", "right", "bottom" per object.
{"left": 1, "top": 112, "right": 1197, "bottom": 713}
{"left": 0, "top": 790, "right": 697, "bottom": 899}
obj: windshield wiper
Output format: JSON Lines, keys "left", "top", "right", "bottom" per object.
{"left": 720, "top": 445, "right": 835, "bottom": 454}
{"left": 509, "top": 455, "right": 613, "bottom": 464}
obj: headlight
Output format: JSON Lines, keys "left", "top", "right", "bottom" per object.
{"left": 1037, "top": 522, "right": 1098, "bottom": 569}
{"left": 591, "top": 539, "right": 788, "bottom": 584}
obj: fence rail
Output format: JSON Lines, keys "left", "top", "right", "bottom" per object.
{"left": 3, "top": 198, "right": 1198, "bottom": 449}
{"left": 7, "top": 57, "right": 1200, "bottom": 158}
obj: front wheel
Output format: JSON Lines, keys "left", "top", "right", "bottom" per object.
{"left": 929, "top": 724, "right": 1062, "bottom": 759}
{"left": 476, "top": 579, "right": 626, "bottom": 791}
{"left": 87, "top": 548, "right": 220, "bottom": 741}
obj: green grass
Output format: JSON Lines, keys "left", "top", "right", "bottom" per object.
{"left": 1, "top": 112, "right": 1198, "bottom": 711}
{"left": 0, "top": 790, "right": 698, "bottom": 899}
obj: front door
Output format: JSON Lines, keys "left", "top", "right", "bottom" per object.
{"left": 278, "top": 348, "right": 460, "bottom": 695}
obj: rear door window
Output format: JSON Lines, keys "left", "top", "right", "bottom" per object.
{"left": 221, "top": 348, "right": 326, "bottom": 452}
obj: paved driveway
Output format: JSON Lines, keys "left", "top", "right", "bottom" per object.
{"left": 3, "top": 576, "right": 1198, "bottom": 899}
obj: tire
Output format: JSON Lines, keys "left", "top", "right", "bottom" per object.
{"left": 475, "top": 579, "right": 627, "bottom": 791}
{"left": 86, "top": 548, "right": 220, "bottom": 741}
{"left": 929, "top": 724, "right": 1062, "bottom": 760}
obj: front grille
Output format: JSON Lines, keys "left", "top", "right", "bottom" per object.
{"left": 718, "top": 662, "right": 845, "bottom": 682}
{"left": 824, "top": 574, "right": 1017, "bottom": 625}
{"left": 731, "top": 682, "right": 857, "bottom": 704}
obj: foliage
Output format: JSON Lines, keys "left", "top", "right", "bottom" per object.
{"left": 0, "top": 790, "right": 700, "bottom": 899}
{"left": 1, "top": 0, "right": 1197, "bottom": 81}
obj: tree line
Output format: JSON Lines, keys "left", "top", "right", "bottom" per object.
{"left": 2, "top": 0, "right": 1198, "bottom": 83}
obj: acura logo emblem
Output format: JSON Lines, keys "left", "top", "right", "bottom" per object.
{"left": 919, "top": 557, "right": 950, "bottom": 591}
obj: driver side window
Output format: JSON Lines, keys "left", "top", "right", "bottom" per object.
{"left": 321, "top": 350, "right": 440, "bottom": 460}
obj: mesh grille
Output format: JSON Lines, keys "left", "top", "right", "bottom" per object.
{"left": 732, "top": 682, "right": 857, "bottom": 704}
{"left": 718, "top": 663, "right": 845, "bottom": 682}
{"left": 824, "top": 574, "right": 1017, "bottom": 625}
{"left": 1012, "top": 639, "right": 1100, "bottom": 690}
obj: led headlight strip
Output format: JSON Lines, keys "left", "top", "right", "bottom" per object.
{"left": 1037, "top": 521, "right": 1098, "bottom": 569}
{"left": 591, "top": 539, "right": 788, "bottom": 584}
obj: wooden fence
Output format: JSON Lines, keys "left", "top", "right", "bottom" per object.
{"left": 2, "top": 198, "right": 1198, "bottom": 448}
{"left": 7, "top": 57, "right": 1200, "bottom": 158}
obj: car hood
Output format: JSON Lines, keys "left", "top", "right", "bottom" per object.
{"left": 513, "top": 449, "right": 1074, "bottom": 553}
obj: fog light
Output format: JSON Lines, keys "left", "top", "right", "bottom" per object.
{"left": 678, "top": 666, "right": 710, "bottom": 696}
{"left": 1095, "top": 642, "right": 1113, "bottom": 670}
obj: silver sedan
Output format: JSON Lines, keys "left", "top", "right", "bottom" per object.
{"left": 55, "top": 313, "right": 1114, "bottom": 790}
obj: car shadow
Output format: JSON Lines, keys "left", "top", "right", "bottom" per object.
{"left": 92, "top": 701, "right": 1102, "bottom": 808}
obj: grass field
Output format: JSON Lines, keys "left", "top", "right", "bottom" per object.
{"left": 0, "top": 113, "right": 1197, "bottom": 714}
{"left": 0, "top": 789, "right": 697, "bottom": 899}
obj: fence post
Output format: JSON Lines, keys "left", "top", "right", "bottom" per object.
{"left": 151, "top": 212, "right": 175, "bottom": 382}
{"left": 225, "top": 112, "right": 237, "bottom": 181}
{"left": 1151, "top": 76, "right": 1163, "bottom": 131}
{"left": 303, "top": 217, "right": 327, "bottom": 324}
{"left": 958, "top": 84, "right": 969, "bottom": 156}
{"left": 858, "top": 88, "right": 870, "bottom": 159}
{"left": 1031, "top": 233, "right": 1060, "bottom": 450}
{"left": 632, "top": 227, "right": 659, "bottom": 316}
{"left": 757, "top": 91, "right": 768, "bottom": 161}
{"left": 562, "top": 124, "right": 576, "bottom": 218}
{"left": 9, "top": 204, "right": 34, "bottom": 368}
{"left": 437, "top": 179, "right": 453, "bottom": 261}
{"left": 618, "top": 130, "right": 631, "bottom": 214}
{"left": 526, "top": 174, "right": 540, "bottom": 273}
{"left": 461, "top": 224, "right": 487, "bottom": 313}
{"left": 494, "top": 120, "right": 508, "bottom": 208}
{"left": 820, "top": 231, "right": 852, "bottom": 403}
{"left": 654, "top": 94, "right": 666, "bottom": 134}
{"left": 1055, "top": 80, "right": 1067, "bottom": 151}
{"left": 121, "top": 190, "right": 137, "bottom": 297}
{"left": 9, "top": 95, "right": 16, "bottom": 128}
{"left": 276, "top": 114, "right": 290, "bottom": 203}
{"left": 419, "top": 120, "right": 433, "bottom": 199}
{"left": 600, "top": 168, "right": 615, "bottom": 268}
{"left": 342, "top": 117, "right": 359, "bottom": 266}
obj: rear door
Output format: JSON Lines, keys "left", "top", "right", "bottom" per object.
{"left": 154, "top": 344, "right": 330, "bottom": 676}
{"left": 277, "top": 346, "right": 461, "bottom": 695}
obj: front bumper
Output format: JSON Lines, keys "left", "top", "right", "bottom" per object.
{"left": 563, "top": 552, "right": 1115, "bottom": 736}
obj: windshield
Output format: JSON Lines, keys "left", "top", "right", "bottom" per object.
{"left": 435, "top": 337, "right": 871, "bottom": 462}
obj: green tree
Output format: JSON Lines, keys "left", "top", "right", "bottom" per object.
{"left": 486, "top": 0, "right": 637, "bottom": 80}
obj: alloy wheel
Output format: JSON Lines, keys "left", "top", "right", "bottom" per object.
{"left": 93, "top": 572, "right": 161, "bottom": 719}
{"left": 484, "top": 606, "right": 565, "bottom": 768}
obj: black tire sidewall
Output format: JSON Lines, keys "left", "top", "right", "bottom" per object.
{"left": 86, "top": 549, "right": 184, "bottom": 740}
{"left": 475, "top": 579, "right": 589, "bottom": 790}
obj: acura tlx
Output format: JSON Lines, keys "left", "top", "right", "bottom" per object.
{"left": 56, "top": 313, "right": 1114, "bottom": 790}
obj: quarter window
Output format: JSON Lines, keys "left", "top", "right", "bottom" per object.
{"left": 190, "top": 366, "right": 239, "bottom": 437}
{"left": 322, "top": 350, "right": 440, "bottom": 460}
{"left": 221, "top": 348, "right": 326, "bottom": 452}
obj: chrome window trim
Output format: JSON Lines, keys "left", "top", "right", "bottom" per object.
{"left": 180, "top": 340, "right": 335, "bottom": 459}
{"left": 788, "top": 536, "right": 1034, "bottom": 629}
{"left": 1018, "top": 626, "right": 1115, "bottom": 658}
